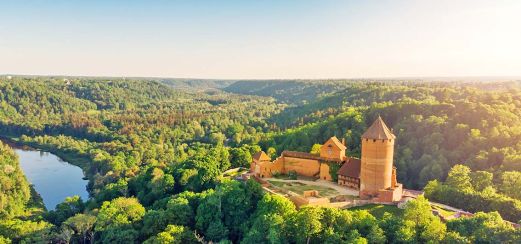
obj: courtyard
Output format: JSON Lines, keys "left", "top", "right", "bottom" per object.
{"left": 265, "top": 176, "right": 359, "bottom": 198}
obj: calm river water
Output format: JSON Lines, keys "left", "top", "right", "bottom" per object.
{"left": 11, "top": 144, "right": 89, "bottom": 210}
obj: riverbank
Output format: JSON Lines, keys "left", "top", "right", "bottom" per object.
{"left": 24, "top": 186, "right": 47, "bottom": 216}
{"left": 1, "top": 135, "right": 92, "bottom": 210}
{"left": 0, "top": 135, "right": 91, "bottom": 180}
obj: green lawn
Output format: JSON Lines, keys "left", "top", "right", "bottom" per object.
{"left": 272, "top": 174, "right": 294, "bottom": 180}
{"left": 268, "top": 180, "right": 339, "bottom": 197}
{"left": 348, "top": 204, "right": 404, "bottom": 218}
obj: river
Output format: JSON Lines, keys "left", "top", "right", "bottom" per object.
{"left": 10, "top": 143, "right": 89, "bottom": 210}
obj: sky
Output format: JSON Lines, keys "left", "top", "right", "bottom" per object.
{"left": 1, "top": 0, "right": 520, "bottom": 79}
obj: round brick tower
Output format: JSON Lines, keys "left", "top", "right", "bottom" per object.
{"left": 359, "top": 116, "right": 396, "bottom": 199}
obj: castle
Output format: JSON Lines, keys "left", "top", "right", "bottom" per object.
{"left": 250, "top": 116, "right": 403, "bottom": 202}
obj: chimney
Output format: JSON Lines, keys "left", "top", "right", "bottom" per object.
{"left": 341, "top": 138, "right": 346, "bottom": 146}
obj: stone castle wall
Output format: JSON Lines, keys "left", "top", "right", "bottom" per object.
{"left": 283, "top": 157, "right": 321, "bottom": 177}
{"left": 253, "top": 155, "right": 334, "bottom": 180}
{"left": 319, "top": 163, "right": 332, "bottom": 181}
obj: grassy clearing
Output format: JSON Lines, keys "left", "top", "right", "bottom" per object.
{"left": 272, "top": 174, "right": 294, "bottom": 180}
{"left": 348, "top": 204, "right": 404, "bottom": 218}
{"left": 432, "top": 205, "right": 456, "bottom": 218}
{"left": 268, "top": 180, "right": 339, "bottom": 197}
{"left": 222, "top": 168, "right": 248, "bottom": 178}
{"left": 272, "top": 173, "right": 316, "bottom": 181}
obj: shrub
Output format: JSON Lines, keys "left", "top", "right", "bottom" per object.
{"left": 288, "top": 171, "right": 298, "bottom": 180}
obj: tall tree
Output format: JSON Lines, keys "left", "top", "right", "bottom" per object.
{"left": 445, "top": 165, "right": 472, "bottom": 191}
{"left": 398, "top": 195, "right": 446, "bottom": 242}
{"left": 500, "top": 171, "right": 521, "bottom": 200}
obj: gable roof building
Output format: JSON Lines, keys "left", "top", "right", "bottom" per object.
{"left": 320, "top": 136, "right": 347, "bottom": 161}
{"left": 252, "top": 151, "right": 271, "bottom": 162}
{"left": 321, "top": 136, "right": 347, "bottom": 150}
{"left": 338, "top": 157, "right": 361, "bottom": 179}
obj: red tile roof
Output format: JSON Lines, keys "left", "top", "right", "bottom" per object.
{"left": 337, "top": 157, "right": 361, "bottom": 178}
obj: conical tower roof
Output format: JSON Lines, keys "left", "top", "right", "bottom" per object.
{"left": 361, "top": 116, "right": 396, "bottom": 140}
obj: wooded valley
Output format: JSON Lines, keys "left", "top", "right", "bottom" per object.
{"left": 1, "top": 77, "right": 521, "bottom": 243}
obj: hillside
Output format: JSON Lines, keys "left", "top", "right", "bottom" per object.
{"left": 1, "top": 77, "right": 521, "bottom": 242}
{"left": 224, "top": 80, "right": 358, "bottom": 105}
{"left": 224, "top": 80, "right": 521, "bottom": 189}
{"left": 159, "top": 79, "right": 235, "bottom": 90}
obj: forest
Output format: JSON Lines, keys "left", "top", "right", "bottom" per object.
{"left": 1, "top": 77, "right": 521, "bottom": 243}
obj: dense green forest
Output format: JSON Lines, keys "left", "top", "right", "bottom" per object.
{"left": 425, "top": 165, "right": 521, "bottom": 222}
{"left": 1, "top": 77, "right": 521, "bottom": 243}
{"left": 0, "top": 141, "right": 31, "bottom": 218}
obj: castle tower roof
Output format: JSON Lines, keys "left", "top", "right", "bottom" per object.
{"left": 361, "top": 116, "right": 396, "bottom": 140}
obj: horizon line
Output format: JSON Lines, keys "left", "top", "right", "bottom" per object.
{"left": 2, "top": 73, "right": 521, "bottom": 82}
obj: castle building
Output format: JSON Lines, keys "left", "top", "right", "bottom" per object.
{"left": 359, "top": 116, "right": 402, "bottom": 202}
{"left": 251, "top": 136, "right": 347, "bottom": 181}
{"left": 337, "top": 157, "right": 361, "bottom": 189}
{"left": 250, "top": 116, "right": 403, "bottom": 202}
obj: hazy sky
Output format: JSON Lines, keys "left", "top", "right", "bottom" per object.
{"left": 1, "top": 0, "right": 520, "bottom": 79}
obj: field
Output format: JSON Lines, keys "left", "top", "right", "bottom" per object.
{"left": 348, "top": 204, "right": 404, "bottom": 218}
